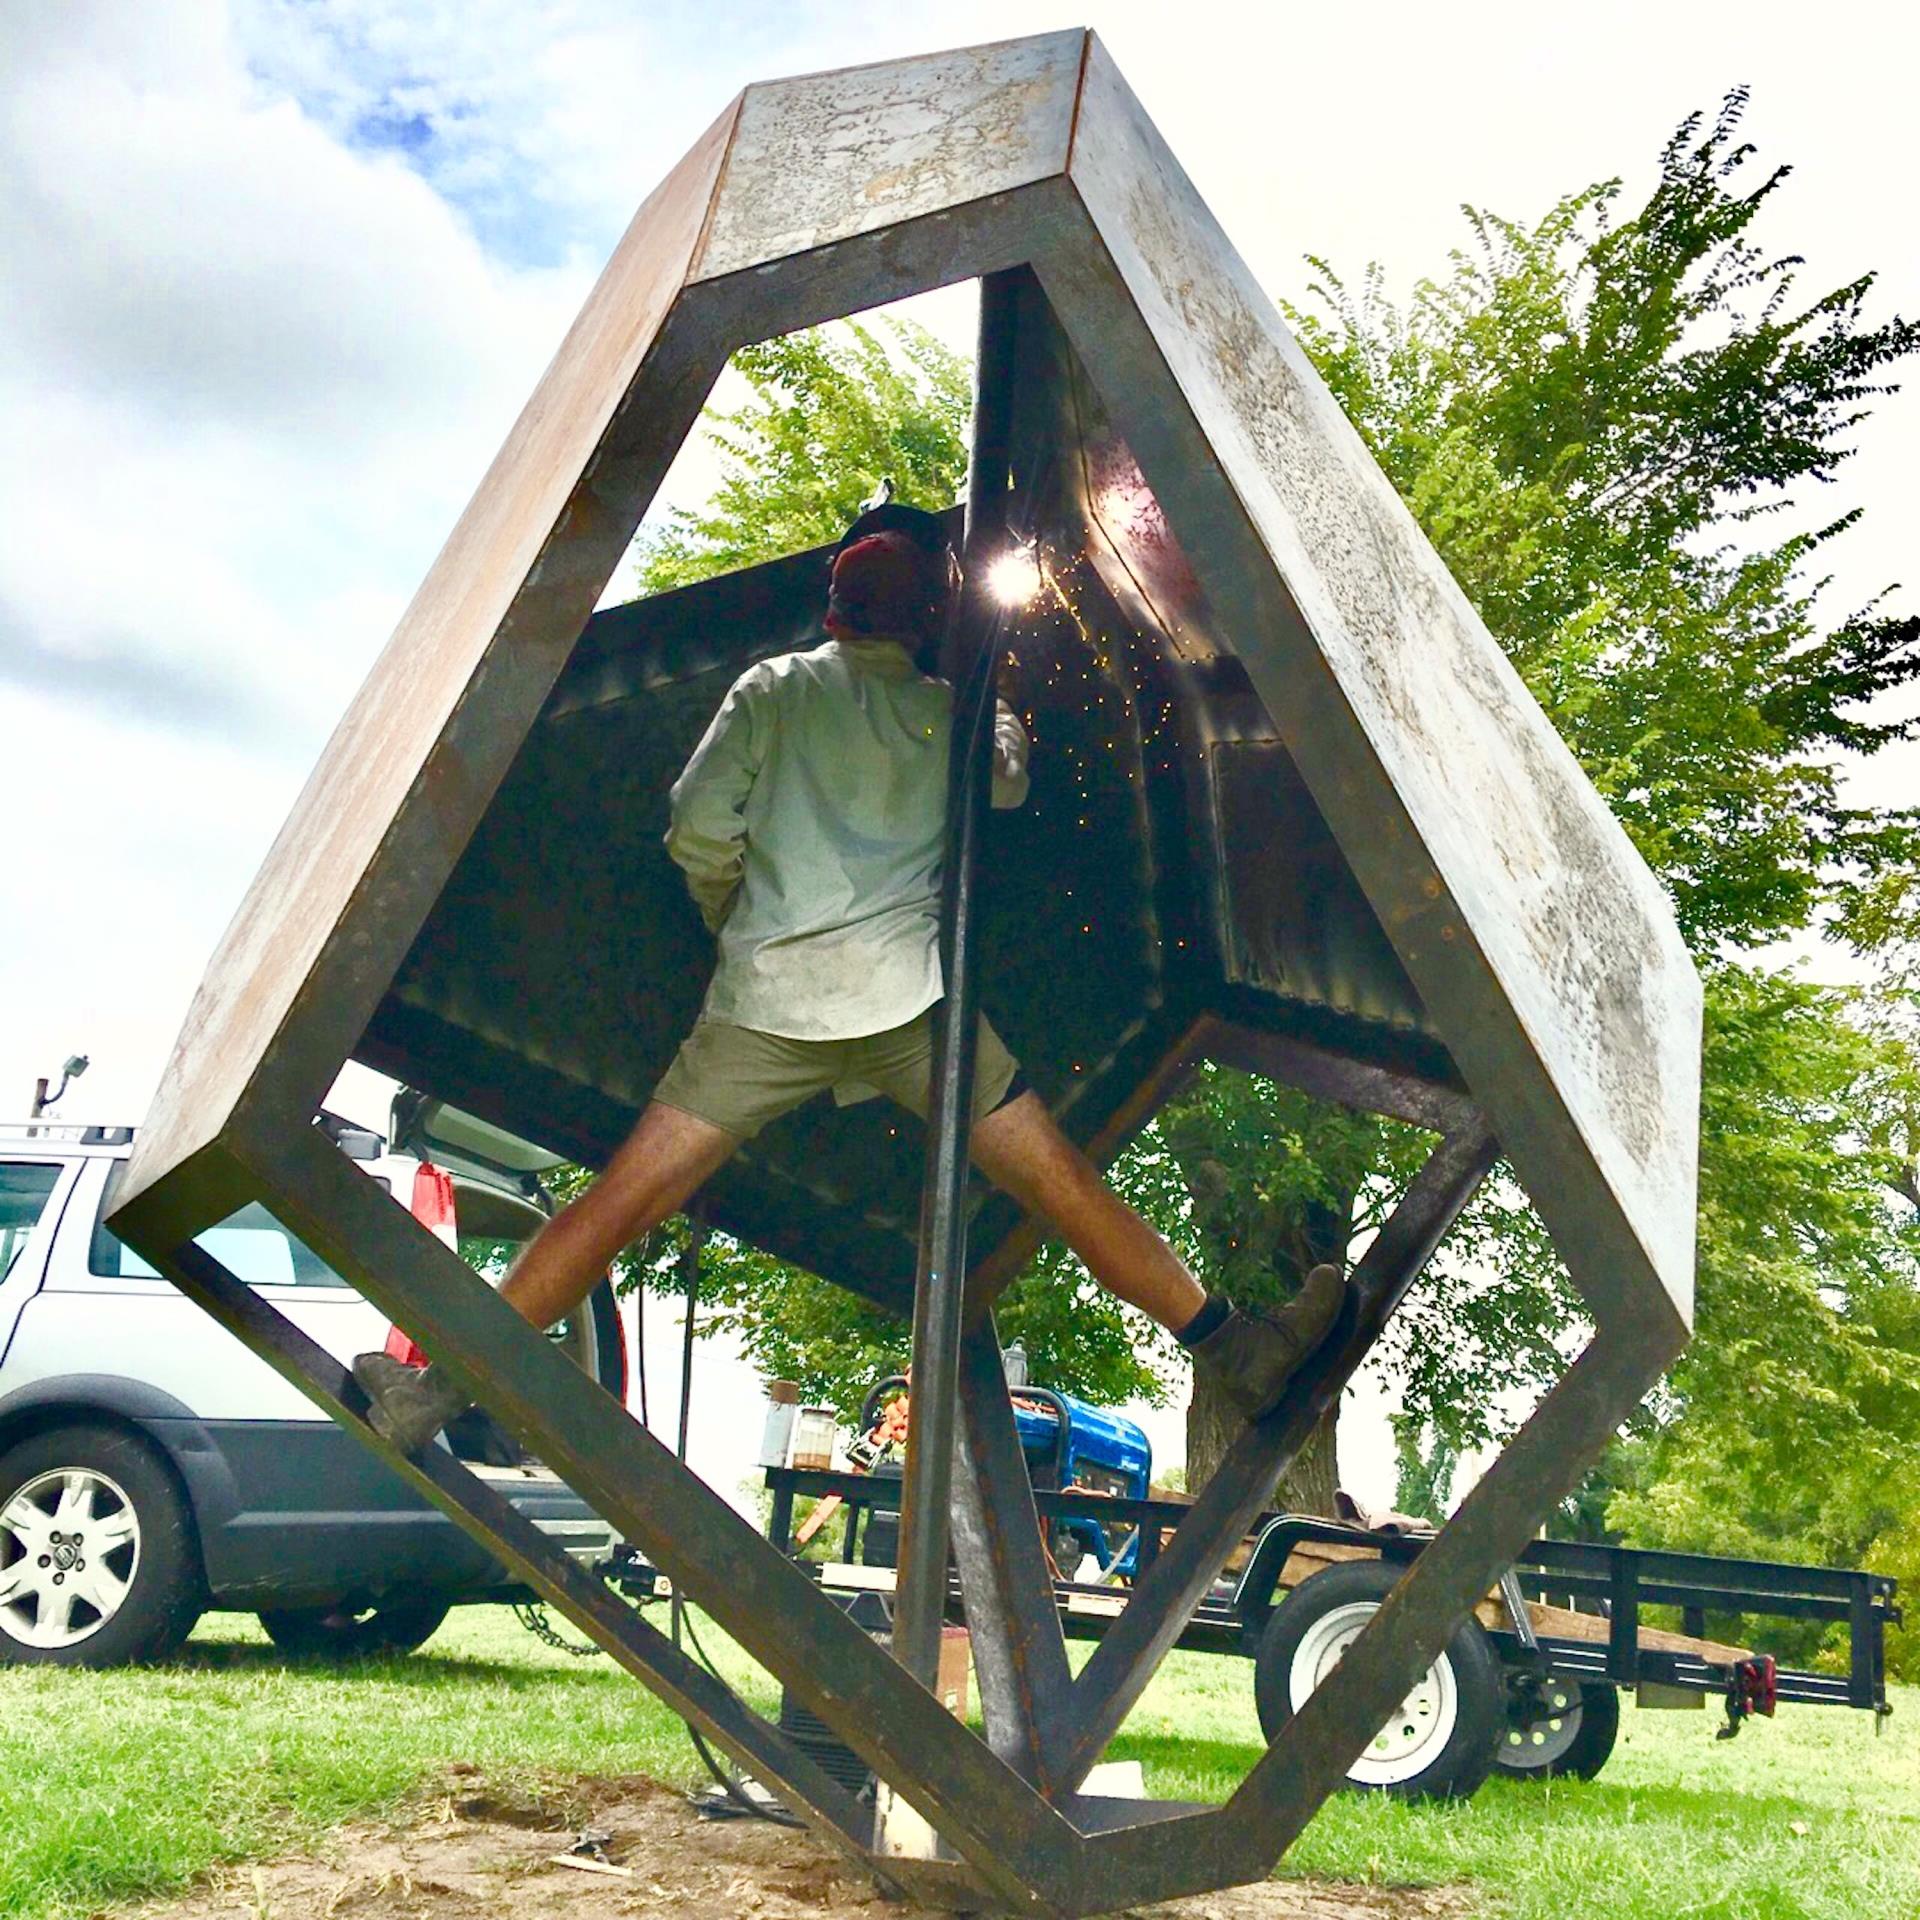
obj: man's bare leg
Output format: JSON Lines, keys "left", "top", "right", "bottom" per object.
{"left": 498, "top": 1101, "right": 739, "bottom": 1329}
{"left": 968, "top": 1089, "right": 1205, "bottom": 1332}
{"left": 354, "top": 1101, "right": 739, "bottom": 1451}
{"left": 968, "top": 1089, "right": 1346, "bottom": 1420}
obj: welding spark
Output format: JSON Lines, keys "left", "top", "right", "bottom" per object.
{"left": 987, "top": 544, "right": 1044, "bottom": 608}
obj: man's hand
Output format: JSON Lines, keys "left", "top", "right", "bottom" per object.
{"left": 992, "top": 697, "right": 1031, "bottom": 810}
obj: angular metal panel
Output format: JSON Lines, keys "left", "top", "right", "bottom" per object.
{"left": 692, "top": 32, "right": 1085, "bottom": 283}
{"left": 118, "top": 99, "right": 743, "bottom": 1216}
{"left": 1064, "top": 40, "right": 1699, "bottom": 1332}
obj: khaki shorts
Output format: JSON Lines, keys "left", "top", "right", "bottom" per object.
{"left": 652, "top": 1006, "right": 1021, "bottom": 1141}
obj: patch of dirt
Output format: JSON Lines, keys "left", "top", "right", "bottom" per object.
{"left": 141, "top": 1769, "right": 1479, "bottom": 1920}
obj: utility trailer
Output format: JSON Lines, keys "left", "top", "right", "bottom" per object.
{"left": 760, "top": 1468, "right": 1898, "bottom": 1803}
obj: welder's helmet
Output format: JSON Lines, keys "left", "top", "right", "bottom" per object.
{"left": 827, "top": 503, "right": 958, "bottom": 642}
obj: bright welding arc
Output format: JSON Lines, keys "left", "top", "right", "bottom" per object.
{"left": 986, "top": 541, "right": 1044, "bottom": 609}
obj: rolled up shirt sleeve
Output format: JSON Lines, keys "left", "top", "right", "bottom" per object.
{"left": 991, "top": 698, "right": 1031, "bottom": 810}
{"left": 666, "top": 664, "right": 774, "bottom": 931}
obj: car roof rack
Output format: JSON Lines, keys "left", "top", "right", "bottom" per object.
{"left": 0, "top": 1121, "right": 136, "bottom": 1146}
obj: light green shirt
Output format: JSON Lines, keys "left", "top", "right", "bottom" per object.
{"left": 666, "top": 636, "right": 1031, "bottom": 1041}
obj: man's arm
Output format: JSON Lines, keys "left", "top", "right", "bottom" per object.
{"left": 992, "top": 698, "right": 1031, "bottom": 810}
{"left": 665, "top": 665, "right": 773, "bottom": 930}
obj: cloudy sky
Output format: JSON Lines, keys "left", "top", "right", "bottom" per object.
{"left": 6, "top": 1, "right": 1916, "bottom": 1494}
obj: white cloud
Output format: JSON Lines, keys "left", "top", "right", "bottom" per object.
{"left": 0, "top": 0, "right": 591, "bottom": 735}
{"left": 227, "top": 0, "right": 706, "bottom": 264}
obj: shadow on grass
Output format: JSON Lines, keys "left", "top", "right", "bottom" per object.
{"left": 172, "top": 1639, "right": 575, "bottom": 1683}
{"left": 1103, "top": 1730, "right": 1850, "bottom": 1847}
{"left": 1103, "top": 1727, "right": 1253, "bottom": 1794}
{"left": 1475, "top": 1771, "right": 1862, "bottom": 1828}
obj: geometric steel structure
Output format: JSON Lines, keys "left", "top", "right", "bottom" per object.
{"left": 112, "top": 30, "right": 1700, "bottom": 1916}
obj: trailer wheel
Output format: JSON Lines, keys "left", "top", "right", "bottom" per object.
{"left": 1254, "top": 1558, "right": 1504, "bottom": 1801}
{"left": 1495, "top": 1678, "right": 1619, "bottom": 1780}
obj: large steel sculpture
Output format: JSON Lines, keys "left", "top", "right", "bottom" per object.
{"left": 114, "top": 30, "right": 1700, "bottom": 1916}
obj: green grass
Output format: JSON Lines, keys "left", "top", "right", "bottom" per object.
{"left": 3, "top": 1609, "right": 1915, "bottom": 1920}
{"left": 1113, "top": 1644, "right": 1920, "bottom": 1920}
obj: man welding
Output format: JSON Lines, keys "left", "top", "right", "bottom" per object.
{"left": 355, "top": 503, "right": 1346, "bottom": 1453}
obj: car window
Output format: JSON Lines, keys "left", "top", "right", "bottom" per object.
{"left": 92, "top": 1164, "right": 358, "bottom": 1289}
{"left": 1, "top": 1162, "right": 64, "bottom": 1283}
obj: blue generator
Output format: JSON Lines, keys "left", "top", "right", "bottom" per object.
{"left": 1011, "top": 1387, "right": 1153, "bottom": 1577}
{"left": 851, "top": 1376, "right": 1152, "bottom": 1580}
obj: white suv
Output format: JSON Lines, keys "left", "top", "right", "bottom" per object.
{"left": 0, "top": 1098, "right": 622, "bottom": 1666}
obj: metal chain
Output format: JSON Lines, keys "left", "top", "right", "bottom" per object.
{"left": 513, "top": 1598, "right": 607, "bottom": 1657}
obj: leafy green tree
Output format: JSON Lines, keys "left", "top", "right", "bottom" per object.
{"left": 1287, "top": 93, "right": 1919, "bottom": 952}
{"left": 1392, "top": 1423, "right": 1461, "bottom": 1528}
{"left": 637, "top": 319, "right": 970, "bottom": 588}
{"left": 1180, "top": 92, "right": 1920, "bottom": 1505}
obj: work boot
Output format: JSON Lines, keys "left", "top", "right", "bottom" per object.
{"left": 351, "top": 1353, "right": 470, "bottom": 1455}
{"left": 1184, "top": 1264, "right": 1348, "bottom": 1423}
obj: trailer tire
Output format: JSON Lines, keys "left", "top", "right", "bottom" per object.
{"left": 1254, "top": 1558, "right": 1504, "bottom": 1801}
{"left": 1495, "top": 1678, "right": 1619, "bottom": 1780}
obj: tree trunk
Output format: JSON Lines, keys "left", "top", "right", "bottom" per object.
{"left": 1158, "top": 1068, "right": 1382, "bottom": 1521}
{"left": 1186, "top": 1367, "right": 1339, "bottom": 1515}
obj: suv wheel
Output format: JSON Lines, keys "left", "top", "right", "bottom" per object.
{"left": 0, "top": 1424, "right": 204, "bottom": 1666}
{"left": 258, "top": 1598, "right": 451, "bottom": 1658}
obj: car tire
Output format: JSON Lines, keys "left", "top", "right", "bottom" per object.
{"left": 258, "top": 1597, "right": 452, "bottom": 1658}
{"left": 1495, "top": 1677, "right": 1620, "bottom": 1780}
{"left": 1254, "top": 1557, "right": 1505, "bottom": 1801}
{"left": 0, "top": 1423, "right": 204, "bottom": 1667}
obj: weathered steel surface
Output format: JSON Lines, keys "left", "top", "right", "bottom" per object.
{"left": 692, "top": 32, "right": 1085, "bottom": 284}
{"left": 1196, "top": 1018, "right": 1480, "bottom": 1138}
{"left": 1051, "top": 1121, "right": 1502, "bottom": 1788}
{"left": 893, "top": 268, "right": 1025, "bottom": 1697}
{"left": 1073, "top": 1327, "right": 1681, "bottom": 1914}
{"left": 1060, "top": 40, "right": 1699, "bottom": 1334}
{"left": 115, "top": 28, "right": 1702, "bottom": 1917}
{"left": 162, "top": 1239, "right": 890, "bottom": 1886}
{"left": 241, "top": 1124, "right": 1085, "bottom": 1915}
{"left": 949, "top": 1319, "right": 1077, "bottom": 1788}
{"left": 117, "top": 99, "right": 742, "bottom": 1219}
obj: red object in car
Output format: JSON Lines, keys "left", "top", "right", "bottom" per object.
{"left": 611, "top": 1289, "right": 630, "bottom": 1403}
{"left": 383, "top": 1160, "right": 458, "bottom": 1368}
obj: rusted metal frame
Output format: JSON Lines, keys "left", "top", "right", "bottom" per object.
{"left": 1193, "top": 1015, "right": 1479, "bottom": 1137}
{"left": 1078, "top": 1324, "right": 1680, "bottom": 1911}
{"left": 154, "top": 1238, "right": 891, "bottom": 1887}
{"left": 1051, "top": 1119, "right": 1501, "bottom": 1789}
{"left": 130, "top": 185, "right": 1080, "bottom": 1231}
{"left": 236, "top": 319, "right": 735, "bottom": 1153}
{"left": 893, "top": 266, "right": 1024, "bottom": 1690}
{"left": 110, "top": 104, "right": 744, "bottom": 1217}
{"left": 879, "top": 1854, "right": 1047, "bottom": 1917}
{"left": 248, "top": 1124, "right": 1083, "bottom": 1912}
{"left": 949, "top": 1315, "right": 1077, "bottom": 1788}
